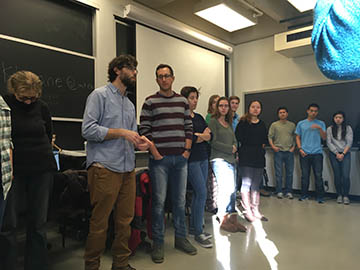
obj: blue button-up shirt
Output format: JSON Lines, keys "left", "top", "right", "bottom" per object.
{"left": 82, "top": 83, "right": 137, "bottom": 173}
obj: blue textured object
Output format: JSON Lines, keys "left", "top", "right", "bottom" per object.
{"left": 312, "top": 0, "right": 360, "bottom": 80}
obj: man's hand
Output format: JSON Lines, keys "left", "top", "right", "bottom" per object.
{"left": 299, "top": 149, "right": 307, "bottom": 157}
{"left": 232, "top": 145, "right": 237, "bottom": 154}
{"left": 311, "top": 124, "right": 322, "bottom": 130}
{"left": 123, "top": 130, "right": 142, "bottom": 145}
{"left": 289, "top": 146, "right": 295, "bottom": 153}
{"left": 272, "top": 146, "right": 280, "bottom": 152}
{"left": 136, "top": 136, "right": 152, "bottom": 151}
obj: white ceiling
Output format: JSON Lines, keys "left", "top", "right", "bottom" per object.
{"left": 132, "top": 0, "right": 314, "bottom": 45}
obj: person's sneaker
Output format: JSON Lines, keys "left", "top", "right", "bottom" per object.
{"left": 151, "top": 242, "right": 164, "bottom": 263}
{"left": 175, "top": 237, "right": 197, "bottom": 255}
{"left": 189, "top": 230, "right": 212, "bottom": 240}
{"left": 299, "top": 195, "right": 309, "bottom": 201}
{"left": 343, "top": 196, "right": 350, "bottom": 205}
{"left": 194, "top": 234, "right": 213, "bottom": 248}
{"left": 285, "top": 193, "right": 293, "bottom": 199}
{"left": 336, "top": 195, "right": 343, "bottom": 204}
{"left": 277, "top": 192, "right": 283, "bottom": 199}
{"left": 317, "top": 197, "right": 325, "bottom": 204}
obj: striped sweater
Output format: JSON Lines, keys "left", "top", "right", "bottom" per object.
{"left": 139, "top": 91, "right": 193, "bottom": 156}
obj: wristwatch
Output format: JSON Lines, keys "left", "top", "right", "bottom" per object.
{"left": 184, "top": 148, "right": 191, "bottom": 152}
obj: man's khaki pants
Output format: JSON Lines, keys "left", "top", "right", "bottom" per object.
{"left": 84, "top": 167, "right": 135, "bottom": 270}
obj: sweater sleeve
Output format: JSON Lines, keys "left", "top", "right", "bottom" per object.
{"left": 345, "top": 125, "right": 353, "bottom": 148}
{"left": 312, "top": 0, "right": 360, "bottom": 80}
{"left": 139, "top": 98, "right": 153, "bottom": 141}
{"left": 326, "top": 126, "right": 338, "bottom": 154}
{"left": 41, "top": 102, "right": 53, "bottom": 143}
{"left": 183, "top": 100, "right": 193, "bottom": 140}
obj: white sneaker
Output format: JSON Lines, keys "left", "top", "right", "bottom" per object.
{"left": 285, "top": 193, "right": 293, "bottom": 199}
{"left": 277, "top": 192, "right": 283, "bottom": 199}
{"left": 343, "top": 196, "right": 350, "bottom": 205}
{"left": 336, "top": 195, "right": 343, "bottom": 204}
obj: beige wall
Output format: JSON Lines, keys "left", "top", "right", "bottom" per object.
{"left": 232, "top": 36, "right": 331, "bottom": 115}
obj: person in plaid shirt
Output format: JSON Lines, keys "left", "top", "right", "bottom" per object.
{"left": 0, "top": 95, "right": 12, "bottom": 230}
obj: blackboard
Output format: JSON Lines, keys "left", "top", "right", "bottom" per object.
{"left": 0, "top": 0, "right": 93, "bottom": 55}
{"left": 0, "top": 37, "right": 94, "bottom": 119}
{"left": 244, "top": 81, "right": 360, "bottom": 145}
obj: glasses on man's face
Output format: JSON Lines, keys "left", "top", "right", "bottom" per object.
{"left": 157, "top": 74, "right": 173, "bottom": 80}
{"left": 16, "top": 94, "right": 38, "bottom": 102}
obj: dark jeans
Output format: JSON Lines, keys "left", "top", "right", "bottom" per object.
{"left": 329, "top": 152, "right": 351, "bottom": 197}
{"left": 300, "top": 154, "right": 324, "bottom": 198}
{"left": 0, "top": 171, "right": 53, "bottom": 270}
{"left": 274, "top": 151, "right": 294, "bottom": 194}
{"left": 0, "top": 183, "right": 6, "bottom": 230}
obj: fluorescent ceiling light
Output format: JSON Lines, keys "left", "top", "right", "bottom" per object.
{"left": 195, "top": 3, "right": 256, "bottom": 32}
{"left": 287, "top": 0, "right": 317, "bottom": 12}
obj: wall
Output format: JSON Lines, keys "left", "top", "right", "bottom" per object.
{"left": 232, "top": 36, "right": 360, "bottom": 196}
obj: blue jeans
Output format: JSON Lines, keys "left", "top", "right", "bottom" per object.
{"left": 274, "top": 151, "right": 294, "bottom": 194}
{"left": 300, "top": 154, "right": 324, "bottom": 198}
{"left": 211, "top": 159, "right": 236, "bottom": 217}
{"left": 329, "top": 152, "right": 351, "bottom": 196}
{"left": 188, "top": 159, "right": 208, "bottom": 236}
{"left": 149, "top": 155, "right": 188, "bottom": 244}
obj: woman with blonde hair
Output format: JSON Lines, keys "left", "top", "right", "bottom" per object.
{"left": 1, "top": 71, "right": 57, "bottom": 270}
{"left": 205, "top": 94, "right": 220, "bottom": 124}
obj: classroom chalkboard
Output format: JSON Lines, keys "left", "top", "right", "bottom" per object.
{"left": 244, "top": 81, "right": 360, "bottom": 145}
{"left": 0, "top": 0, "right": 93, "bottom": 55}
{"left": 0, "top": 37, "right": 94, "bottom": 119}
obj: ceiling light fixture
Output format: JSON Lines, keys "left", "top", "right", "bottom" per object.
{"left": 287, "top": 0, "right": 317, "bottom": 12}
{"left": 194, "top": 0, "right": 259, "bottom": 32}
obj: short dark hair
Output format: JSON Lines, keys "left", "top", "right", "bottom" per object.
{"left": 307, "top": 103, "right": 320, "bottom": 110}
{"left": 155, "top": 64, "right": 174, "bottom": 77}
{"left": 277, "top": 107, "right": 288, "bottom": 114}
{"left": 180, "top": 86, "right": 199, "bottom": 99}
{"left": 229, "top": 96, "right": 240, "bottom": 102}
{"left": 108, "top": 55, "right": 137, "bottom": 82}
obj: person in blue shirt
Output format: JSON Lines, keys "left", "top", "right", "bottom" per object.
{"left": 230, "top": 96, "right": 240, "bottom": 131}
{"left": 82, "top": 55, "right": 150, "bottom": 270}
{"left": 312, "top": 0, "right": 360, "bottom": 80}
{"left": 295, "top": 103, "right": 326, "bottom": 203}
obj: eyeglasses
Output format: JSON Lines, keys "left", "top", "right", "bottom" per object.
{"left": 157, "top": 74, "right": 173, "bottom": 80}
{"left": 16, "top": 94, "right": 38, "bottom": 102}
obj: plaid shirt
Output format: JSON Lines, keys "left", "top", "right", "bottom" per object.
{"left": 0, "top": 96, "right": 13, "bottom": 199}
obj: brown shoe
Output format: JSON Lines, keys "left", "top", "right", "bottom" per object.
{"left": 220, "top": 214, "right": 238, "bottom": 233}
{"left": 259, "top": 189, "right": 271, "bottom": 197}
{"left": 228, "top": 213, "right": 247, "bottom": 232}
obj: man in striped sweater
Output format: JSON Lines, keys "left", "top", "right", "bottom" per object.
{"left": 139, "top": 64, "right": 196, "bottom": 263}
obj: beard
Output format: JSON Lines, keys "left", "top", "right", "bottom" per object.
{"left": 120, "top": 74, "right": 136, "bottom": 89}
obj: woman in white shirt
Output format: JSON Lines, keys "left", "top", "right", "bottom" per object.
{"left": 326, "top": 111, "right": 353, "bottom": 205}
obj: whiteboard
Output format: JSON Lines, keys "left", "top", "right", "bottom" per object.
{"left": 136, "top": 24, "right": 225, "bottom": 121}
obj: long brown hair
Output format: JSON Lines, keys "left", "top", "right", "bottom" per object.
{"left": 213, "top": 96, "right": 232, "bottom": 125}
{"left": 207, "top": 94, "right": 220, "bottom": 114}
{"left": 240, "top": 100, "right": 262, "bottom": 123}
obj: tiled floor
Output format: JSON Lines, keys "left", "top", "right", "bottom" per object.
{"left": 33, "top": 195, "right": 360, "bottom": 269}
